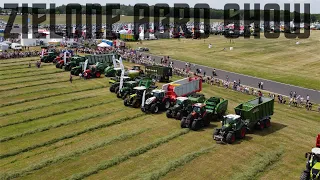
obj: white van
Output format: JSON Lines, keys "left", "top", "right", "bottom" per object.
{"left": 11, "top": 43, "right": 22, "bottom": 50}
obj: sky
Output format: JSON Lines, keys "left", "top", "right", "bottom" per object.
{"left": 1, "top": 0, "right": 319, "bottom": 13}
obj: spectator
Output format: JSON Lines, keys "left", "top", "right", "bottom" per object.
{"left": 260, "top": 81, "right": 264, "bottom": 89}
{"left": 70, "top": 75, "right": 73, "bottom": 83}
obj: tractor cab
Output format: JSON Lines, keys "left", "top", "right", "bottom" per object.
{"left": 192, "top": 103, "right": 206, "bottom": 115}
{"left": 175, "top": 97, "right": 189, "bottom": 108}
{"left": 222, "top": 114, "right": 241, "bottom": 126}
{"left": 151, "top": 89, "right": 166, "bottom": 100}
{"left": 124, "top": 81, "right": 137, "bottom": 88}
{"left": 133, "top": 86, "right": 147, "bottom": 95}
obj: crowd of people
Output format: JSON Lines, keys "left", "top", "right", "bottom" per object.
{"left": 0, "top": 50, "right": 41, "bottom": 59}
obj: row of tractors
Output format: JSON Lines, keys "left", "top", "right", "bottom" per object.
{"left": 109, "top": 65, "right": 275, "bottom": 144}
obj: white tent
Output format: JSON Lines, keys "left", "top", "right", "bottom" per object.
{"left": 97, "top": 42, "right": 110, "bottom": 47}
{"left": 0, "top": 42, "right": 9, "bottom": 51}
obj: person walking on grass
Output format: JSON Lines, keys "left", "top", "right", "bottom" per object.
{"left": 70, "top": 74, "right": 73, "bottom": 83}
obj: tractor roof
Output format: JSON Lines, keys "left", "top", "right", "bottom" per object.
{"left": 123, "top": 76, "right": 131, "bottom": 79}
{"left": 193, "top": 103, "right": 205, "bottom": 107}
{"left": 114, "top": 68, "right": 122, "bottom": 70}
{"left": 125, "top": 81, "right": 136, "bottom": 84}
{"left": 312, "top": 148, "right": 320, "bottom": 155}
{"left": 177, "top": 97, "right": 188, "bottom": 101}
{"left": 134, "top": 86, "right": 146, "bottom": 90}
{"left": 152, "top": 89, "right": 165, "bottom": 93}
{"left": 224, "top": 114, "right": 241, "bottom": 120}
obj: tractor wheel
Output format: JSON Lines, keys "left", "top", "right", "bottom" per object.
{"left": 257, "top": 121, "right": 265, "bottom": 130}
{"left": 264, "top": 119, "right": 271, "bottom": 128}
{"left": 56, "top": 63, "right": 60, "bottom": 68}
{"left": 116, "top": 91, "right": 122, "bottom": 98}
{"left": 124, "top": 99, "right": 129, "bottom": 106}
{"left": 213, "top": 129, "right": 221, "bottom": 139}
{"left": 60, "top": 65, "right": 63, "bottom": 69}
{"left": 166, "top": 110, "right": 172, "bottom": 118}
{"left": 164, "top": 99, "right": 171, "bottom": 109}
{"left": 109, "top": 86, "right": 115, "bottom": 92}
{"left": 122, "top": 92, "right": 128, "bottom": 100}
{"left": 95, "top": 72, "right": 101, "bottom": 78}
{"left": 151, "top": 104, "right": 159, "bottom": 114}
{"left": 180, "top": 118, "right": 187, "bottom": 128}
{"left": 300, "top": 171, "right": 310, "bottom": 180}
{"left": 132, "top": 100, "right": 140, "bottom": 108}
{"left": 191, "top": 120, "right": 200, "bottom": 131}
{"left": 114, "top": 87, "right": 119, "bottom": 94}
{"left": 185, "top": 114, "right": 193, "bottom": 128}
{"left": 238, "top": 127, "right": 246, "bottom": 139}
{"left": 175, "top": 112, "right": 182, "bottom": 120}
{"left": 226, "top": 132, "right": 236, "bottom": 144}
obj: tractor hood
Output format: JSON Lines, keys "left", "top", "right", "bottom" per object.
{"left": 145, "top": 97, "right": 156, "bottom": 105}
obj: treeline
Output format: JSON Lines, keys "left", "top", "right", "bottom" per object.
{"left": 1, "top": 4, "right": 320, "bottom": 22}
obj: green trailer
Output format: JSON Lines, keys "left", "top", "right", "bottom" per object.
{"left": 213, "top": 97, "right": 274, "bottom": 144}
{"left": 145, "top": 65, "right": 172, "bottom": 82}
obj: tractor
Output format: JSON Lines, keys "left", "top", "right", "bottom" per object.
{"left": 123, "top": 86, "right": 153, "bottom": 108}
{"left": 300, "top": 134, "right": 320, "bottom": 180}
{"left": 300, "top": 148, "right": 320, "bottom": 180}
{"left": 166, "top": 94, "right": 206, "bottom": 120}
{"left": 41, "top": 51, "right": 58, "bottom": 63}
{"left": 84, "top": 62, "right": 109, "bottom": 79}
{"left": 117, "top": 81, "right": 138, "bottom": 99}
{"left": 181, "top": 97, "right": 228, "bottom": 131}
{"left": 105, "top": 67, "right": 122, "bottom": 77}
{"left": 141, "top": 89, "right": 170, "bottom": 113}
{"left": 109, "top": 76, "right": 132, "bottom": 92}
{"left": 213, "top": 97, "right": 273, "bottom": 144}
{"left": 64, "top": 56, "right": 86, "bottom": 71}
{"left": 55, "top": 57, "right": 71, "bottom": 69}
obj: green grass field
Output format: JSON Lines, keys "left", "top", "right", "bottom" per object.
{"left": 0, "top": 15, "right": 222, "bottom": 25}
{"left": 128, "top": 31, "right": 320, "bottom": 90}
{"left": 0, "top": 57, "right": 319, "bottom": 180}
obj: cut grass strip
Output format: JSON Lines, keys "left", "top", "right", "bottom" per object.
{"left": 67, "top": 129, "right": 190, "bottom": 180}
{"left": 0, "top": 113, "right": 145, "bottom": 159}
{"left": 0, "top": 98, "right": 117, "bottom": 128}
{"left": 3, "top": 86, "right": 68, "bottom": 99}
{"left": 143, "top": 145, "right": 217, "bottom": 180}
{"left": 0, "top": 85, "right": 107, "bottom": 108}
{"left": 0, "top": 70, "right": 63, "bottom": 80}
{"left": 0, "top": 95, "right": 97, "bottom": 117}
{"left": 2, "top": 128, "right": 150, "bottom": 179}
{"left": 230, "top": 148, "right": 285, "bottom": 180}
{"left": 0, "top": 73, "right": 66, "bottom": 86}
{"left": 0, "top": 58, "right": 38, "bottom": 64}
{"left": 0, "top": 78, "right": 80, "bottom": 92}
{"left": 0, "top": 64, "right": 51, "bottom": 72}
{"left": 0, "top": 107, "right": 124, "bottom": 142}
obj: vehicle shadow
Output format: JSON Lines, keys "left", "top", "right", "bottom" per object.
{"left": 253, "top": 121, "right": 287, "bottom": 136}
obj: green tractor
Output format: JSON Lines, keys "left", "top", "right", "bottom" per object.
{"left": 65, "top": 56, "right": 86, "bottom": 71}
{"left": 123, "top": 78, "right": 156, "bottom": 108}
{"left": 41, "top": 51, "right": 58, "bottom": 63}
{"left": 109, "top": 76, "right": 132, "bottom": 93}
{"left": 166, "top": 94, "right": 206, "bottom": 120}
{"left": 105, "top": 67, "right": 122, "bottom": 77}
{"left": 116, "top": 81, "right": 138, "bottom": 99}
{"left": 123, "top": 86, "right": 153, "bottom": 108}
{"left": 181, "top": 97, "right": 228, "bottom": 131}
{"left": 300, "top": 135, "right": 320, "bottom": 180}
{"left": 301, "top": 148, "right": 320, "bottom": 180}
{"left": 213, "top": 97, "right": 274, "bottom": 144}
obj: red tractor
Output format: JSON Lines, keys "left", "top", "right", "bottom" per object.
{"left": 55, "top": 57, "right": 71, "bottom": 69}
